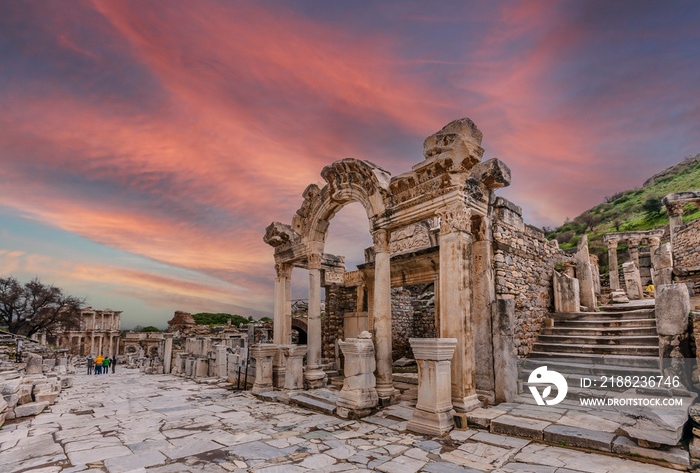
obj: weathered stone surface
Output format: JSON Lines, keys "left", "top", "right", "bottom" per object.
{"left": 543, "top": 425, "right": 614, "bottom": 452}
{"left": 616, "top": 393, "right": 690, "bottom": 446}
{"left": 250, "top": 344, "right": 278, "bottom": 394}
{"left": 492, "top": 297, "right": 517, "bottom": 404}
{"left": 337, "top": 335, "right": 377, "bottom": 416}
{"left": 655, "top": 284, "right": 691, "bottom": 336}
{"left": 490, "top": 414, "right": 549, "bottom": 440}
{"left": 575, "top": 235, "right": 598, "bottom": 312}
{"left": 622, "top": 261, "right": 644, "bottom": 300}
{"left": 0, "top": 368, "right": 682, "bottom": 473}
{"left": 25, "top": 353, "right": 44, "bottom": 375}
{"left": 407, "top": 338, "right": 457, "bottom": 436}
{"left": 611, "top": 290, "right": 630, "bottom": 303}
{"left": 281, "top": 344, "right": 307, "bottom": 391}
{"left": 613, "top": 436, "right": 689, "bottom": 466}
{"left": 467, "top": 408, "right": 507, "bottom": 428}
{"left": 13, "top": 400, "right": 49, "bottom": 417}
{"left": 553, "top": 272, "right": 579, "bottom": 313}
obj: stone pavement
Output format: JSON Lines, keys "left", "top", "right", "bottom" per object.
{"left": 0, "top": 369, "right": 681, "bottom": 473}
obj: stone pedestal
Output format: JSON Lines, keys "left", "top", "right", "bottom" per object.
{"left": 623, "top": 261, "right": 644, "bottom": 300}
{"left": 553, "top": 271, "right": 580, "bottom": 313}
{"left": 336, "top": 333, "right": 378, "bottom": 418}
{"left": 407, "top": 338, "right": 458, "bottom": 436}
{"left": 251, "top": 344, "right": 278, "bottom": 394}
{"left": 195, "top": 358, "right": 208, "bottom": 378}
{"left": 281, "top": 344, "right": 307, "bottom": 391}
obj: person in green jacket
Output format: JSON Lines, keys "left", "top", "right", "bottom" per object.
{"left": 102, "top": 356, "right": 111, "bottom": 375}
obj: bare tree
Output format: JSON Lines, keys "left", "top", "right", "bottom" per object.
{"left": 0, "top": 276, "right": 84, "bottom": 338}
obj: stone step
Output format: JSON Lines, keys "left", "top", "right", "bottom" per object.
{"left": 532, "top": 342, "right": 658, "bottom": 356}
{"left": 329, "top": 376, "right": 344, "bottom": 388}
{"left": 600, "top": 300, "right": 656, "bottom": 311}
{"left": 288, "top": 392, "right": 337, "bottom": 415}
{"left": 552, "top": 318, "right": 656, "bottom": 329}
{"left": 526, "top": 352, "right": 661, "bottom": 368}
{"left": 552, "top": 309, "right": 655, "bottom": 320}
{"left": 521, "top": 358, "right": 661, "bottom": 376}
{"left": 541, "top": 326, "right": 658, "bottom": 337}
{"left": 519, "top": 370, "right": 662, "bottom": 393}
{"left": 536, "top": 334, "right": 660, "bottom": 346}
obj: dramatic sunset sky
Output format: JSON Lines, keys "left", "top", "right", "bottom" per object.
{"left": 1, "top": 1, "right": 699, "bottom": 328}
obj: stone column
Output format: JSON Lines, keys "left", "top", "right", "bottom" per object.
{"left": 215, "top": 344, "right": 227, "bottom": 379}
{"left": 648, "top": 237, "right": 661, "bottom": 286}
{"left": 304, "top": 252, "right": 327, "bottom": 388}
{"left": 666, "top": 202, "right": 685, "bottom": 247}
{"left": 607, "top": 239, "right": 620, "bottom": 290}
{"left": 98, "top": 336, "right": 103, "bottom": 356}
{"left": 437, "top": 204, "right": 480, "bottom": 412}
{"left": 163, "top": 333, "right": 174, "bottom": 374}
{"left": 108, "top": 336, "right": 114, "bottom": 358}
{"left": 407, "top": 338, "right": 457, "bottom": 435}
{"left": 281, "top": 344, "right": 307, "bottom": 391}
{"left": 337, "top": 332, "right": 378, "bottom": 418}
{"left": 628, "top": 237, "right": 641, "bottom": 269}
{"left": 371, "top": 229, "right": 395, "bottom": 403}
{"left": 273, "top": 263, "right": 292, "bottom": 387}
{"left": 251, "top": 344, "right": 278, "bottom": 394}
{"left": 653, "top": 243, "right": 674, "bottom": 286}
{"left": 576, "top": 235, "right": 598, "bottom": 311}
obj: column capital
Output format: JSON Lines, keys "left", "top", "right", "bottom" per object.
{"left": 307, "top": 252, "right": 323, "bottom": 270}
{"left": 372, "top": 229, "right": 391, "bottom": 253}
{"left": 437, "top": 203, "right": 471, "bottom": 235}
{"left": 275, "top": 263, "right": 292, "bottom": 278}
{"left": 627, "top": 238, "right": 641, "bottom": 247}
{"left": 606, "top": 239, "right": 620, "bottom": 250}
{"left": 648, "top": 237, "right": 661, "bottom": 246}
{"left": 665, "top": 201, "right": 685, "bottom": 217}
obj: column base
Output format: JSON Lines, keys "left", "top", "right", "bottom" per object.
{"left": 407, "top": 408, "right": 456, "bottom": 436}
{"left": 452, "top": 394, "right": 481, "bottom": 413}
{"left": 252, "top": 383, "right": 274, "bottom": 395}
{"left": 304, "top": 368, "right": 327, "bottom": 389}
{"left": 376, "top": 384, "right": 400, "bottom": 406}
{"left": 272, "top": 367, "right": 286, "bottom": 388}
{"left": 337, "top": 406, "right": 374, "bottom": 419}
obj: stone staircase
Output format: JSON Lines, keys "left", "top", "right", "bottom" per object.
{"left": 521, "top": 307, "right": 662, "bottom": 397}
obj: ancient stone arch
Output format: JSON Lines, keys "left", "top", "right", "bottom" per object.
{"left": 264, "top": 118, "right": 512, "bottom": 408}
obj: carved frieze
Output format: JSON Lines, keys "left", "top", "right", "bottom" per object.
{"left": 390, "top": 222, "right": 432, "bottom": 256}
{"left": 323, "top": 269, "right": 345, "bottom": 285}
{"left": 437, "top": 203, "right": 471, "bottom": 235}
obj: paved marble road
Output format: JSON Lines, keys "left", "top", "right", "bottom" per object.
{"left": 0, "top": 369, "right": 680, "bottom": 473}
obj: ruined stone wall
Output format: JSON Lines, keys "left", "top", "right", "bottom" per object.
{"left": 323, "top": 284, "right": 436, "bottom": 361}
{"left": 390, "top": 285, "right": 436, "bottom": 360}
{"left": 674, "top": 218, "right": 700, "bottom": 270}
{"left": 323, "top": 285, "right": 356, "bottom": 360}
{"left": 493, "top": 198, "right": 571, "bottom": 357}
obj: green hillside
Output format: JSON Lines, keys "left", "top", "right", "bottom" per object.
{"left": 546, "top": 154, "right": 700, "bottom": 273}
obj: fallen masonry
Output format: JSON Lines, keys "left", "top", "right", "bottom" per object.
{"left": 0, "top": 369, "right": 683, "bottom": 473}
